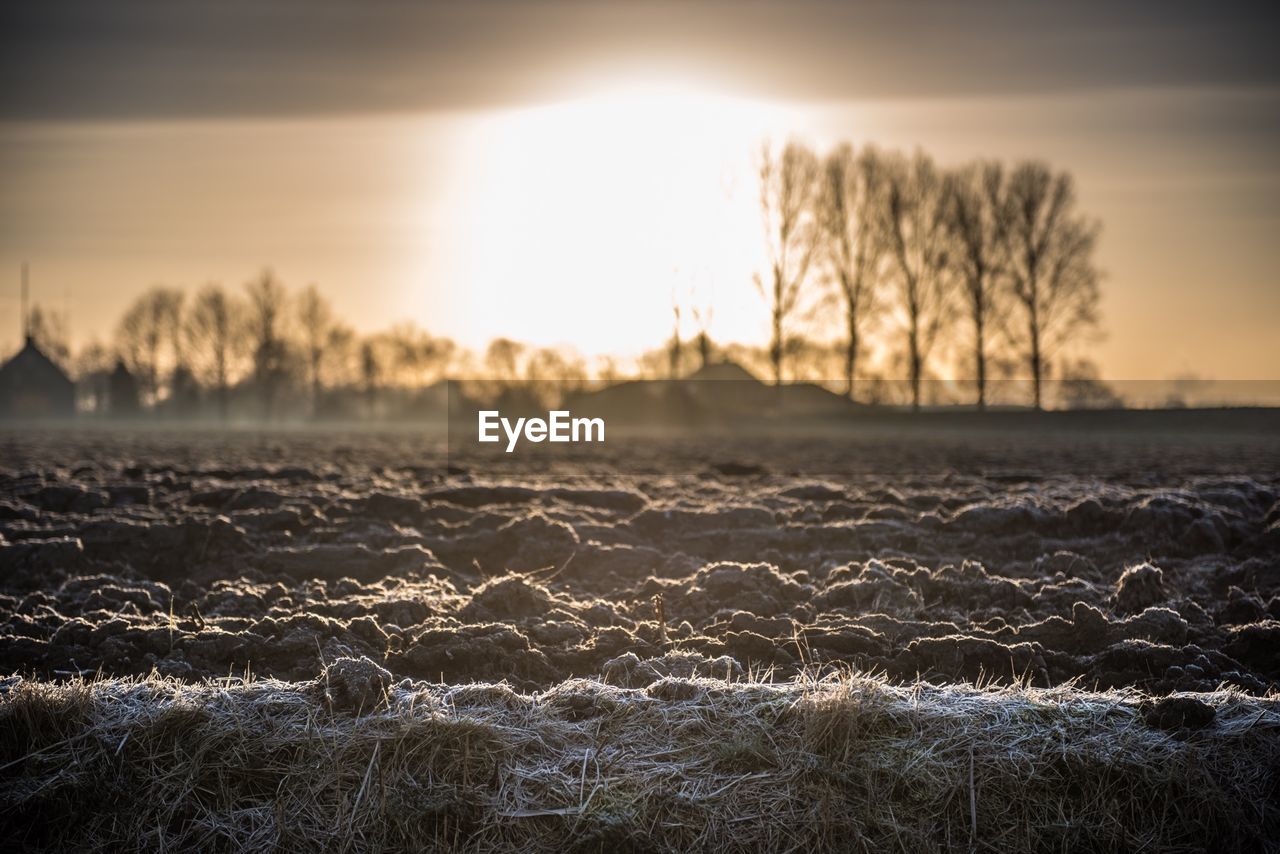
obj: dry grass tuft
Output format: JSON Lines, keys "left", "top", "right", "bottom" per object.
{"left": 1, "top": 671, "right": 1277, "bottom": 852}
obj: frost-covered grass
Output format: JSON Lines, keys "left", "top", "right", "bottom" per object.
{"left": 2, "top": 670, "right": 1277, "bottom": 852}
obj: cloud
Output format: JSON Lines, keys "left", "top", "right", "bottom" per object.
{"left": 2, "top": 1, "right": 1277, "bottom": 120}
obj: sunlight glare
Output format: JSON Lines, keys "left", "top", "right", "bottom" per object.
{"left": 452, "top": 79, "right": 798, "bottom": 357}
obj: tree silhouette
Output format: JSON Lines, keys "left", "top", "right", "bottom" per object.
{"left": 947, "top": 161, "right": 1010, "bottom": 409}
{"left": 819, "top": 143, "right": 888, "bottom": 400}
{"left": 692, "top": 304, "right": 713, "bottom": 370}
{"left": 668, "top": 302, "right": 682, "bottom": 378}
{"left": 484, "top": 338, "right": 524, "bottom": 384}
{"left": 755, "top": 141, "right": 820, "bottom": 386}
{"left": 383, "top": 322, "right": 455, "bottom": 387}
{"left": 184, "top": 283, "right": 241, "bottom": 420}
{"left": 296, "top": 284, "right": 334, "bottom": 417}
{"left": 1001, "top": 162, "right": 1102, "bottom": 409}
{"left": 115, "top": 286, "right": 183, "bottom": 407}
{"left": 163, "top": 290, "right": 186, "bottom": 379}
{"left": 881, "top": 152, "right": 955, "bottom": 411}
{"left": 323, "top": 324, "right": 358, "bottom": 389}
{"left": 359, "top": 340, "right": 379, "bottom": 418}
{"left": 244, "top": 270, "right": 290, "bottom": 420}
{"left": 72, "top": 340, "right": 114, "bottom": 413}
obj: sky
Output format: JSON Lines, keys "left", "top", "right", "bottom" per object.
{"left": 1, "top": 0, "right": 1278, "bottom": 379}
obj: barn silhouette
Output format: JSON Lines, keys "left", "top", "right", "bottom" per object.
{"left": 0, "top": 335, "right": 76, "bottom": 418}
{"left": 2, "top": 265, "right": 76, "bottom": 419}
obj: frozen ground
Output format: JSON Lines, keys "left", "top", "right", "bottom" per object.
{"left": 2, "top": 425, "right": 1278, "bottom": 694}
{"left": 1, "top": 423, "right": 1278, "bottom": 850}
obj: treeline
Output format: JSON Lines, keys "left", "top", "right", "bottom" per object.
{"left": 750, "top": 142, "right": 1103, "bottom": 409}
{"left": 61, "top": 272, "right": 604, "bottom": 420}
{"left": 22, "top": 142, "right": 1108, "bottom": 417}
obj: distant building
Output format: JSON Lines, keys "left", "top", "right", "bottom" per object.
{"left": 161, "top": 364, "right": 199, "bottom": 418}
{"left": 107, "top": 360, "right": 141, "bottom": 417}
{"left": 0, "top": 336, "right": 76, "bottom": 418}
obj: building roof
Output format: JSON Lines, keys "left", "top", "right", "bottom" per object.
{"left": 1, "top": 336, "right": 70, "bottom": 381}
{"left": 0, "top": 336, "right": 76, "bottom": 417}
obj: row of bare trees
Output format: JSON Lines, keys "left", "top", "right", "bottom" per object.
{"left": 94, "top": 272, "right": 461, "bottom": 419}
{"left": 33, "top": 143, "right": 1103, "bottom": 417}
{"left": 90, "top": 273, "right": 618, "bottom": 419}
{"left": 756, "top": 143, "right": 1102, "bottom": 409}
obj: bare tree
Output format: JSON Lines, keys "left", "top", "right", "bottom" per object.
{"left": 385, "top": 322, "right": 455, "bottom": 388}
{"left": 296, "top": 284, "right": 334, "bottom": 416}
{"left": 594, "top": 355, "right": 620, "bottom": 384}
{"left": 484, "top": 338, "right": 524, "bottom": 384}
{"left": 115, "top": 286, "right": 183, "bottom": 407}
{"left": 72, "top": 339, "right": 114, "bottom": 413}
{"left": 755, "top": 141, "right": 820, "bottom": 385}
{"left": 163, "top": 290, "right": 186, "bottom": 373}
{"left": 668, "top": 303, "right": 682, "bottom": 378}
{"left": 184, "top": 284, "right": 241, "bottom": 419}
{"left": 819, "top": 143, "right": 888, "bottom": 400}
{"left": 692, "top": 304, "right": 713, "bottom": 370}
{"left": 424, "top": 336, "right": 457, "bottom": 383}
{"left": 243, "top": 270, "right": 290, "bottom": 420}
{"left": 526, "top": 346, "right": 588, "bottom": 407}
{"left": 1058, "top": 357, "right": 1122, "bottom": 410}
{"left": 948, "top": 161, "right": 1010, "bottom": 409}
{"left": 525, "top": 346, "right": 586, "bottom": 384}
{"left": 115, "top": 302, "right": 158, "bottom": 404}
{"left": 322, "top": 324, "right": 358, "bottom": 389}
{"left": 881, "top": 152, "right": 956, "bottom": 411}
{"left": 359, "top": 340, "right": 379, "bottom": 418}
{"left": 1001, "top": 162, "right": 1102, "bottom": 409}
